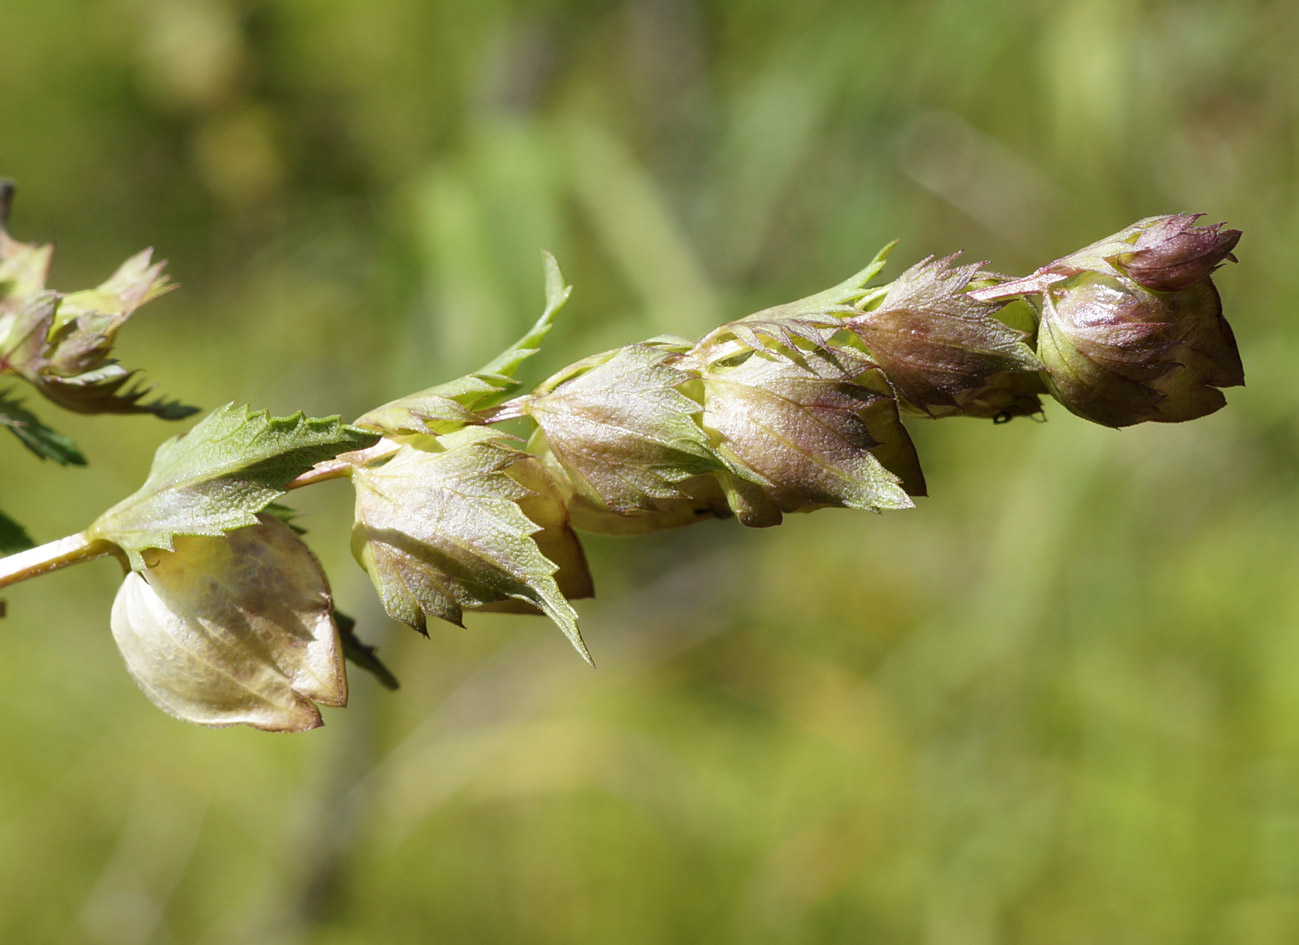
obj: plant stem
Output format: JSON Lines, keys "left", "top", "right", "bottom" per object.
{"left": 0, "top": 533, "right": 117, "bottom": 590}
{"left": 287, "top": 439, "right": 402, "bottom": 490}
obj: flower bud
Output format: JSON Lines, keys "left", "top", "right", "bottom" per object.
{"left": 1037, "top": 274, "right": 1242, "bottom": 427}
{"left": 1107, "top": 213, "right": 1240, "bottom": 292}
{"left": 970, "top": 214, "right": 1244, "bottom": 427}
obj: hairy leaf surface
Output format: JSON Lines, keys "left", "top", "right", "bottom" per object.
{"left": 109, "top": 514, "right": 346, "bottom": 731}
{"left": 351, "top": 426, "right": 589, "bottom": 660}
{"left": 91, "top": 404, "right": 380, "bottom": 567}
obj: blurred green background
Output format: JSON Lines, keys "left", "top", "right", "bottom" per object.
{"left": 1, "top": 0, "right": 1296, "bottom": 942}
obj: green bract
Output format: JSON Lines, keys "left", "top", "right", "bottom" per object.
{"left": 351, "top": 426, "right": 591, "bottom": 661}
{"left": 356, "top": 252, "right": 571, "bottom": 436}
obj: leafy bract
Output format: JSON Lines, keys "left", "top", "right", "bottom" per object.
{"left": 0, "top": 184, "right": 53, "bottom": 303}
{"left": 845, "top": 255, "right": 1041, "bottom": 413}
{"left": 90, "top": 404, "right": 380, "bottom": 568}
{"left": 334, "top": 611, "right": 400, "bottom": 691}
{"left": 351, "top": 426, "right": 590, "bottom": 661}
{"left": 525, "top": 343, "right": 719, "bottom": 513}
{"left": 492, "top": 453, "right": 595, "bottom": 605}
{"left": 742, "top": 241, "right": 897, "bottom": 322}
{"left": 558, "top": 464, "right": 732, "bottom": 535}
{"left": 0, "top": 391, "right": 85, "bottom": 465}
{"left": 110, "top": 514, "right": 346, "bottom": 731}
{"left": 356, "top": 252, "right": 571, "bottom": 435}
{"left": 0, "top": 508, "right": 34, "bottom": 554}
{"left": 699, "top": 342, "right": 918, "bottom": 527}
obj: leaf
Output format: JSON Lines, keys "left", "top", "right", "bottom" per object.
{"left": 31, "top": 367, "right": 199, "bottom": 419}
{"left": 0, "top": 508, "right": 35, "bottom": 554}
{"left": 476, "top": 452, "right": 595, "bottom": 608}
{"left": 0, "top": 390, "right": 86, "bottom": 465}
{"left": 743, "top": 241, "right": 897, "bottom": 321}
{"left": 90, "top": 404, "right": 381, "bottom": 568}
{"left": 473, "top": 251, "right": 572, "bottom": 391}
{"left": 845, "top": 254, "right": 1041, "bottom": 413}
{"left": 109, "top": 514, "right": 347, "bottom": 731}
{"left": 261, "top": 501, "right": 309, "bottom": 535}
{"left": 52, "top": 249, "right": 175, "bottom": 339}
{"left": 0, "top": 184, "right": 193, "bottom": 419}
{"left": 357, "top": 252, "right": 571, "bottom": 435}
{"left": 0, "top": 183, "right": 53, "bottom": 304}
{"left": 700, "top": 343, "right": 918, "bottom": 527}
{"left": 335, "top": 611, "right": 400, "bottom": 690}
{"left": 525, "top": 343, "right": 719, "bottom": 513}
{"left": 351, "top": 426, "right": 590, "bottom": 660}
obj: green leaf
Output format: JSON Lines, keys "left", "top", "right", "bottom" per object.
{"left": 474, "top": 251, "right": 571, "bottom": 389}
{"left": 356, "top": 252, "right": 570, "bottom": 435}
{"left": 845, "top": 254, "right": 1041, "bottom": 413}
{"left": 742, "top": 241, "right": 896, "bottom": 322}
{"left": 0, "top": 391, "right": 85, "bottom": 465}
{"left": 700, "top": 342, "right": 918, "bottom": 527}
{"left": 526, "top": 343, "right": 720, "bottom": 513}
{"left": 32, "top": 367, "right": 199, "bottom": 420}
{"left": 90, "top": 404, "right": 381, "bottom": 568}
{"left": 335, "top": 611, "right": 400, "bottom": 690}
{"left": 110, "top": 514, "right": 347, "bottom": 731}
{"left": 262, "top": 501, "right": 308, "bottom": 535}
{"left": 351, "top": 426, "right": 590, "bottom": 661}
{"left": 689, "top": 242, "right": 897, "bottom": 366}
{"left": 0, "top": 508, "right": 35, "bottom": 554}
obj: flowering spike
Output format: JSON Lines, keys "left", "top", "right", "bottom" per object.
{"left": 0, "top": 203, "right": 1250, "bottom": 732}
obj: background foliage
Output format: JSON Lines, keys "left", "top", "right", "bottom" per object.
{"left": 1, "top": 0, "right": 1295, "bottom": 942}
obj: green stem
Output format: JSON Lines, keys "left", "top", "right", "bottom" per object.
{"left": 0, "top": 532, "right": 117, "bottom": 590}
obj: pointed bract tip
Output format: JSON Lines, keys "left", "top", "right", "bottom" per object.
{"left": 1111, "top": 214, "right": 1241, "bottom": 292}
